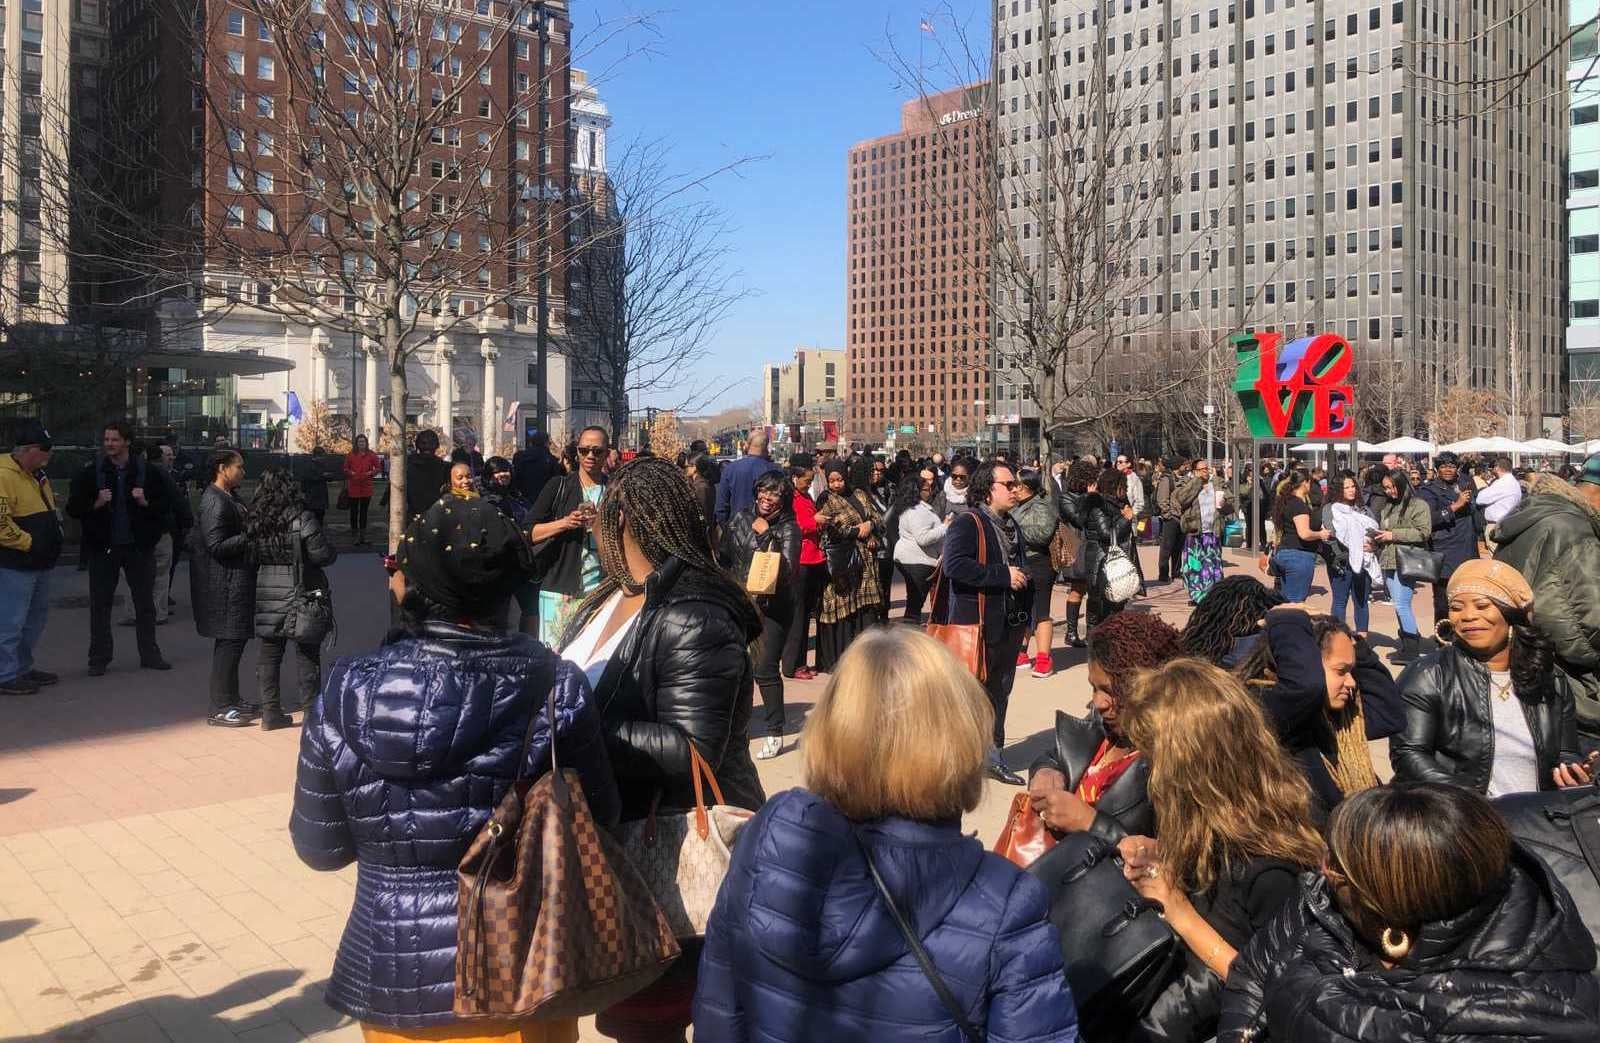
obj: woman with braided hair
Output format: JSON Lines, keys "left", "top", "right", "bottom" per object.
{"left": 557, "top": 456, "right": 765, "bottom": 1043}
{"left": 1236, "top": 608, "right": 1405, "bottom": 819}
{"left": 1180, "top": 574, "right": 1285, "bottom": 668}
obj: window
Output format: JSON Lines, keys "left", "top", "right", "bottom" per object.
{"left": 256, "top": 94, "right": 274, "bottom": 117}
{"left": 257, "top": 56, "right": 275, "bottom": 80}
{"left": 310, "top": 213, "right": 327, "bottom": 235}
{"left": 226, "top": 10, "right": 245, "bottom": 34}
{"left": 1574, "top": 170, "right": 1600, "bottom": 191}
{"left": 225, "top": 204, "right": 244, "bottom": 227}
{"left": 1576, "top": 105, "right": 1600, "bottom": 127}
{"left": 256, "top": 131, "right": 274, "bottom": 156}
{"left": 226, "top": 167, "right": 243, "bottom": 190}
{"left": 1573, "top": 235, "right": 1600, "bottom": 254}
{"left": 226, "top": 51, "right": 245, "bottom": 74}
{"left": 1573, "top": 299, "right": 1600, "bottom": 320}
{"left": 256, "top": 208, "right": 275, "bottom": 231}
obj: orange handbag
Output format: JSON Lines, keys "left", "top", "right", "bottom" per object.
{"left": 993, "top": 793, "right": 1057, "bottom": 868}
{"left": 925, "top": 513, "right": 988, "bottom": 681}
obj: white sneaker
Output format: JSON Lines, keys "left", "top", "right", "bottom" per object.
{"left": 756, "top": 736, "right": 783, "bottom": 760}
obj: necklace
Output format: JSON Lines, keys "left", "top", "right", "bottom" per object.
{"left": 1489, "top": 673, "right": 1514, "bottom": 702}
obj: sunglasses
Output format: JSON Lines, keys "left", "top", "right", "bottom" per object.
{"left": 951, "top": 473, "right": 969, "bottom": 481}
{"left": 576, "top": 446, "right": 606, "bottom": 457}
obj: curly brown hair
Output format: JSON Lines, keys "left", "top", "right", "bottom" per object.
{"left": 1087, "top": 611, "right": 1186, "bottom": 702}
{"left": 1065, "top": 459, "right": 1099, "bottom": 494}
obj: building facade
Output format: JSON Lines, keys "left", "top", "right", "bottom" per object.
{"left": 564, "top": 66, "right": 623, "bottom": 438}
{"left": 1570, "top": 4, "right": 1600, "bottom": 406}
{"left": 762, "top": 345, "right": 845, "bottom": 434}
{"left": 995, "top": 0, "right": 1566, "bottom": 449}
{"left": 96, "top": 0, "right": 600, "bottom": 452}
{"left": 846, "top": 85, "right": 991, "bottom": 450}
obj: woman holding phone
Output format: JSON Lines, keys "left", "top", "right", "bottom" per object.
{"left": 528, "top": 425, "right": 610, "bottom": 641}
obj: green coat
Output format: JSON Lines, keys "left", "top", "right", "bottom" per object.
{"left": 1375, "top": 495, "right": 1431, "bottom": 572}
{"left": 1495, "top": 474, "right": 1600, "bottom": 733}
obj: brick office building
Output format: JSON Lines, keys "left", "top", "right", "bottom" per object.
{"left": 103, "top": 0, "right": 587, "bottom": 450}
{"left": 846, "top": 84, "right": 992, "bottom": 452}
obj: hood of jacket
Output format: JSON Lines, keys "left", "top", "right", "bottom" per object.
{"left": 333, "top": 624, "right": 564, "bottom": 782}
{"left": 646, "top": 555, "right": 762, "bottom": 644}
{"left": 1496, "top": 473, "right": 1600, "bottom": 549}
{"left": 741, "top": 790, "right": 985, "bottom": 984}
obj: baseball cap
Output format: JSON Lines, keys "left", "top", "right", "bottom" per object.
{"left": 11, "top": 419, "right": 51, "bottom": 450}
{"left": 1580, "top": 453, "right": 1600, "bottom": 487}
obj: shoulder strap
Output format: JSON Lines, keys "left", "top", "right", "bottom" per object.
{"left": 292, "top": 519, "right": 304, "bottom": 590}
{"left": 513, "top": 658, "right": 560, "bottom": 782}
{"left": 854, "top": 830, "right": 986, "bottom": 1043}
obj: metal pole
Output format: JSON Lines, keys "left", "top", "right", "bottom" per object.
{"left": 351, "top": 327, "right": 358, "bottom": 444}
{"left": 534, "top": 1, "right": 550, "bottom": 436}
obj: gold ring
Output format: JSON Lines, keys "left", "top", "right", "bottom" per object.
{"left": 1147, "top": 865, "right": 1160, "bottom": 879}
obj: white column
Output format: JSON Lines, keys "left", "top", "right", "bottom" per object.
{"left": 435, "top": 340, "right": 455, "bottom": 444}
{"left": 362, "top": 339, "right": 381, "bottom": 446}
{"left": 309, "top": 338, "right": 328, "bottom": 404}
{"left": 480, "top": 337, "right": 499, "bottom": 456}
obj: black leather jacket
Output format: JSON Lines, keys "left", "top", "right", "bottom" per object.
{"left": 1218, "top": 846, "right": 1600, "bottom": 1042}
{"left": 583, "top": 556, "right": 767, "bottom": 821}
{"left": 1028, "top": 711, "right": 1152, "bottom": 842}
{"left": 250, "top": 509, "right": 338, "bottom": 638}
{"left": 1079, "top": 491, "right": 1135, "bottom": 584}
{"left": 718, "top": 507, "right": 801, "bottom": 606}
{"left": 1390, "top": 643, "right": 1580, "bottom": 794}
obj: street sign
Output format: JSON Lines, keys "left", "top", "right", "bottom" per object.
{"left": 985, "top": 413, "right": 1000, "bottom": 425}
{"left": 899, "top": 424, "right": 916, "bottom": 434}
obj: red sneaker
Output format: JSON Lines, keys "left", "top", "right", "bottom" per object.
{"left": 1016, "top": 650, "right": 1032, "bottom": 667}
{"left": 1031, "top": 653, "right": 1053, "bottom": 678}
{"left": 791, "top": 668, "right": 817, "bottom": 681}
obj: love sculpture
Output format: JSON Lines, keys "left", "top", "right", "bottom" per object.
{"left": 1231, "top": 330, "right": 1356, "bottom": 440}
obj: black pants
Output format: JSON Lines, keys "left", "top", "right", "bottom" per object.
{"left": 753, "top": 596, "right": 792, "bottom": 736}
{"left": 984, "top": 626, "right": 1027, "bottom": 748}
{"left": 1087, "top": 586, "right": 1127, "bottom": 630}
{"left": 898, "top": 562, "right": 935, "bottom": 624}
{"left": 876, "top": 557, "right": 895, "bottom": 622}
{"left": 87, "top": 545, "right": 161, "bottom": 668}
{"left": 782, "top": 562, "right": 827, "bottom": 675}
{"left": 258, "top": 636, "right": 322, "bottom": 712}
{"left": 210, "top": 638, "right": 248, "bottom": 712}
{"left": 1431, "top": 559, "right": 1465, "bottom": 634}
{"left": 1157, "top": 519, "right": 1185, "bottom": 581}
{"left": 348, "top": 496, "right": 371, "bottom": 534}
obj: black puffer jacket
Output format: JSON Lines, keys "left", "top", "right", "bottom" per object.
{"left": 1028, "top": 711, "right": 1152, "bottom": 842}
{"left": 718, "top": 506, "right": 801, "bottom": 610}
{"left": 584, "top": 556, "right": 766, "bottom": 820}
{"left": 190, "top": 485, "right": 256, "bottom": 641}
{"left": 290, "top": 626, "right": 618, "bottom": 1027}
{"left": 1389, "top": 643, "right": 1580, "bottom": 794}
{"left": 1079, "top": 491, "right": 1135, "bottom": 585}
{"left": 1218, "top": 846, "right": 1600, "bottom": 1042}
{"left": 250, "top": 509, "right": 338, "bottom": 639}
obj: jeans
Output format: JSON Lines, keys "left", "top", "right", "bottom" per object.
{"left": 1386, "top": 573, "right": 1420, "bottom": 636}
{"left": 1157, "top": 518, "right": 1185, "bottom": 581}
{"left": 781, "top": 562, "right": 826, "bottom": 675}
{"left": 1273, "top": 548, "right": 1319, "bottom": 603}
{"left": 348, "top": 495, "right": 371, "bottom": 535}
{"left": 0, "top": 568, "right": 50, "bottom": 683}
{"left": 258, "top": 636, "right": 321, "bottom": 712}
{"left": 897, "top": 562, "right": 935, "bottom": 624}
{"left": 211, "top": 638, "right": 248, "bottom": 712}
{"left": 149, "top": 535, "right": 172, "bottom": 622}
{"left": 1329, "top": 568, "right": 1372, "bottom": 633}
{"left": 876, "top": 556, "right": 895, "bottom": 623}
{"left": 752, "top": 595, "right": 791, "bottom": 736}
{"left": 87, "top": 545, "right": 161, "bottom": 668}
{"left": 984, "top": 626, "right": 1028, "bottom": 748}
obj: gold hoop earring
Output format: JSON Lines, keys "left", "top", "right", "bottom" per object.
{"left": 1380, "top": 927, "right": 1411, "bottom": 961}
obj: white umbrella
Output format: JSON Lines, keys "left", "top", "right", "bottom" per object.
{"left": 1519, "top": 437, "right": 1581, "bottom": 456}
{"left": 1291, "top": 440, "right": 1381, "bottom": 454}
{"left": 1569, "top": 439, "right": 1600, "bottom": 456}
{"left": 1440, "top": 436, "right": 1524, "bottom": 454}
{"left": 1368, "top": 436, "right": 1435, "bottom": 454}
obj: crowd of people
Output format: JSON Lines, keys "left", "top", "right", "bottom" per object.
{"left": 9, "top": 415, "right": 1600, "bottom": 1042}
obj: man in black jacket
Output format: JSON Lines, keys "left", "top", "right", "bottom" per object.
{"left": 511, "top": 429, "right": 561, "bottom": 505}
{"left": 938, "top": 460, "right": 1030, "bottom": 785}
{"left": 403, "top": 429, "right": 451, "bottom": 524}
{"left": 65, "top": 421, "right": 171, "bottom": 675}
{"left": 1417, "top": 452, "right": 1477, "bottom": 634}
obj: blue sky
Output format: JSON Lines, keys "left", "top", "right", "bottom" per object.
{"left": 576, "top": 1, "right": 987, "bottom": 412}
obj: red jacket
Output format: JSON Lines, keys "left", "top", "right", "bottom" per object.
{"left": 343, "top": 451, "right": 383, "bottom": 499}
{"left": 792, "top": 491, "right": 825, "bottom": 566}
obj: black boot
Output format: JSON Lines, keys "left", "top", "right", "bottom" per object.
{"left": 1064, "top": 600, "right": 1085, "bottom": 648}
{"left": 260, "top": 701, "right": 294, "bottom": 731}
{"left": 1392, "top": 632, "right": 1421, "bottom": 663}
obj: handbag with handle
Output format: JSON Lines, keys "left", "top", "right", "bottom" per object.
{"left": 1394, "top": 544, "right": 1446, "bottom": 584}
{"left": 455, "top": 672, "right": 680, "bottom": 1019}
{"left": 1049, "top": 521, "right": 1079, "bottom": 572}
{"left": 612, "top": 745, "right": 754, "bottom": 940}
{"left": 855, "top": 829, "right": 986, "bottom": 1043}
{"left": 993, "top": 792, "right": 1057, "bottom": 869}
{"left": 1027, "top": 834, "right": 1180, "bottom": 1042}
{"left": 745, "top": 550, "right": 781, "bottom": 596}
{"left": 1100, "top": 544, "right": 1141, "bottom": 604}
{"left": 925, "top": 512, "right": 988, "bottom": 682}
{"left": 283, "top": 525, "right": 336, "bottom": 649}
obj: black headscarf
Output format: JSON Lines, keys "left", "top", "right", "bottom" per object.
{"left": 396, "top": 495, "right": 533, "bottom": 617}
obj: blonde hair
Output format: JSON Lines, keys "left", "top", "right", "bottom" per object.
{"left": 802, "top": 627, "right": 991, "bottom": 822}
{"left": 1122, "top": 658, "right": 1324, "bottom": 893}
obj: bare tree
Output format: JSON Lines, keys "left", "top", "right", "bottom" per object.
{"left": 1570, "top": 379, "right": 1600, "bottom": 442}
{"left": 564, "top": 139, "right": 756, "bottom": 439}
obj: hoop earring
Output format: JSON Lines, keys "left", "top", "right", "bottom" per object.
{"left": 1380, "top": 927, "right": 1411, "bottom": 962}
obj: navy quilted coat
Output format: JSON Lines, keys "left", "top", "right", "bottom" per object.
{"left": 289, "top": 624, "right": 620, "bottom": 1028}
{"left": 693, "top": 789, "right": 1079, "bottom": 1043}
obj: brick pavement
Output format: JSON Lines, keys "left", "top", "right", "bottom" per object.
{"left": 0, "top": 543, "right": 1420, "bottom": 1041}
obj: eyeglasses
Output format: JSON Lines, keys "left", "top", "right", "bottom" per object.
{"left": 951, "top": 473, "right": 969, "bottom": 482}
{"left": 1004, "top": 481, "right": 1024, "bottom": 490}
{"left": 576, "top": 446, "right": 606, "bottom": 457}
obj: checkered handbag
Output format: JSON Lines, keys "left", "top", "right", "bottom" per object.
{"left": 613, "top": 745, "right": 754, "bottom": 940}
{"left": 454, "top": 678, "right": 680, "bottom": 1020}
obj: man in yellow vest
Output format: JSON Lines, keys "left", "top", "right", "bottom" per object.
{"left": 0, "top": 420, "right": 63, "bottom": 695}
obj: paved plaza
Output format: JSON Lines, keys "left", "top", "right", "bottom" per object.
{"left": 0, "top": 545, "right": 1424, "bottom": 1042}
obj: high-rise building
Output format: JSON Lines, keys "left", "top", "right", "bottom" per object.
{"left": 995, "top": 0, "right": 1566, "bottom": 450}
{"left": 846, "top": 84, "right": 991, "bottom": 451}
{"left": 762, "top": 346, "right": 845, "bottom": 431}
{"left": 104, "top": 0, "right": 582, "bottom": 451}
{"left": 1569, "top": 8, "right": 1600, "bottom": 401}
{"left": 565, "top": 66, "right": 623, "bottom": 437}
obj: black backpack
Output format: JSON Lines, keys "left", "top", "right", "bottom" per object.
{"left": 1495, "top": 785, "right": 1600, "bottom": 954}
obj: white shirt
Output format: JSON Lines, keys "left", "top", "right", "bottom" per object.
{"left": 1478, "top": 472, "right": 1523, "bottom": 524}
{"left": 561, "top": 590, "right": 636, "bottom": 691}
{"left": 1486, "top": 670, "right": 1542, "bottom": 798}
{"left": 1124, "top": 471, "right": 1145, "bottom": 514}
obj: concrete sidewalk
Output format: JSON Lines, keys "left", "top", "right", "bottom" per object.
{"left": 0, "top": 544, "right": 1414, "bottom": 1041}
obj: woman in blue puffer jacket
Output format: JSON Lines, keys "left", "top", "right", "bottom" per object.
{"left": 289, "top": 495, "right": 619, "bottom": 1041}
{"left": 693, "top": 626, "right": 1079, "bottom": 1042}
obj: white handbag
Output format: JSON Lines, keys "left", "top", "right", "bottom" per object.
{"left": 1101, "top": 545, "right": 1141, "bottom": 604}
{"left": 612, "top": 745, "right": 752, "bottom": 940}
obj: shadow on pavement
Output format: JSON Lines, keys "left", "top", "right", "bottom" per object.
{"left": 0, "top": 918, "right": 38, "bottom": 943}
